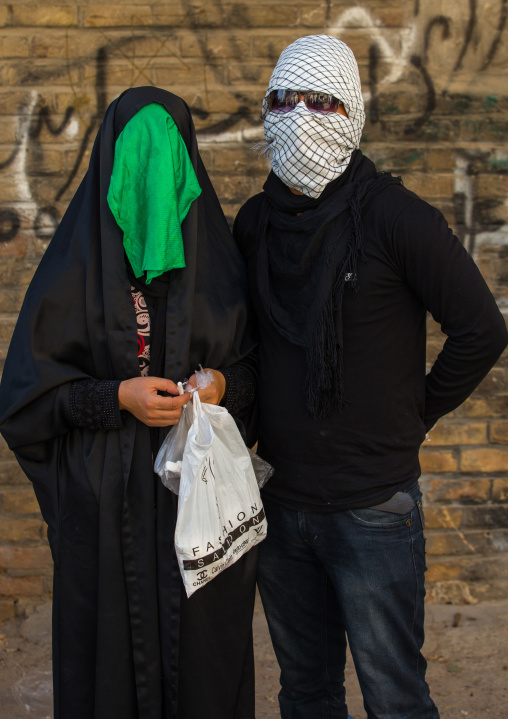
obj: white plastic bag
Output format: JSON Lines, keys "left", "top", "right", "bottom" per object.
{"left": 173, "top": 392, "right": 267, "bottom": 597}
{"left": 155, "top": 413, "right": 274, "bottom": 493}
{"left": 154, "top": 401, "right": 193, "bottom": 494}
{"left": 248, "top": 447, "right": 274, "bottom": 489}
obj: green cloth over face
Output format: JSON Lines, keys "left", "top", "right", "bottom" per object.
{"left": 107, "top": 102, "right": 202, "bottom": 283}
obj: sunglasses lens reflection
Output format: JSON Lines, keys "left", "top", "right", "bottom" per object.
{"left": 268, "top": 90, "right": 342, "bottom": 114}
{"left": 269, "top": 90, "right": 299, "bottom": 113}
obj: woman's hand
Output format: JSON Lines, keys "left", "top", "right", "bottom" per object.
{"left": 186, "top": 368, "right": 226, "bottom": 406}
{"left": 118, "top": 377, "right": 190, "bottom": 426}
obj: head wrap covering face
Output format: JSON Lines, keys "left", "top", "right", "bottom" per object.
{"left": 262, "top": 35, "right": 366, "bottom": 198}
{"left": 107, "top": 103, "right": 202, "bottom": 283}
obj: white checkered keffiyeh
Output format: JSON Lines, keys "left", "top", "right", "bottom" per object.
{"left": 262, "top": 35, "right": 366, "bottom": 198}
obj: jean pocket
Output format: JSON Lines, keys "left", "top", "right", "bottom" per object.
{"left": 347, "top": 506, "right": 414, "bottom": 527}
{"left": 347, "top": 482, "right": 422, "bottom": 527}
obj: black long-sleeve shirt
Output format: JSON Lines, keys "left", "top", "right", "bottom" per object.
{"left": 234, "top": 182, "right": 508, "bottom": 512}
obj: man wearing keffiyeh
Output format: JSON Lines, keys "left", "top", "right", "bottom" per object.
{"left": 234, "top": 35, "right": 507, "bottom": 719}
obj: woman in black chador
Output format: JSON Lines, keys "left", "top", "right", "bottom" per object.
{"left": 0, "top": 87, "right": 258, "bottom": 719}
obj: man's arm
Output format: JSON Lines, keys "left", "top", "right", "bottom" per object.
{"left": 392, "top": 194, "right": 508, "bottom": 430}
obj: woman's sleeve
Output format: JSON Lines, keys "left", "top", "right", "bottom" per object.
{"left": 220, "top": 351, "right": 258, "bottom": 416}
{"left": 69, "top": 379, "right": 123, "bottom": 431}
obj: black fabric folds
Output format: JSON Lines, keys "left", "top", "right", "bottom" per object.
{"left": 258, "top": 150, "right": 401, "bottom": 418}
{"left": 0, "top": 87, "right": 256, "bottom": 719}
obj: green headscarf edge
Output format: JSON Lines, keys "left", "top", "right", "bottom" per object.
{"left": 107, "top": 102, "right": 202, "bottom": 284}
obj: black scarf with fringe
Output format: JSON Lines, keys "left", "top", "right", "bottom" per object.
{"left": 258, "top": 150, "right": 401, "bottom": 419}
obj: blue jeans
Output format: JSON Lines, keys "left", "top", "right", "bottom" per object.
{"left": 257, "top": 482, "right": 439, "bottom": 719}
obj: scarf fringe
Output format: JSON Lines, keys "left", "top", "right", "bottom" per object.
{"left": 305, "top": 182, "right": 364, "bottom": 419}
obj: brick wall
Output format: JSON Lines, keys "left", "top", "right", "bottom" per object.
{"left": 0, "top": 1, "right": 507, "bottom": 617}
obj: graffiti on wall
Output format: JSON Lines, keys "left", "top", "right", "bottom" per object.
{"left": 0, "top": 0, "right": 507, "bottom": 249}
{"left": 326, "top": 1, "right": 507, "bottom": 132}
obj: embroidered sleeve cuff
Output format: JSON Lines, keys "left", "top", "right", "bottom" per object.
{"left": 70, "top": 379, "right": 123, "bottom": 431}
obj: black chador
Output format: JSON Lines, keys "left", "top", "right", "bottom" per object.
{"left": 0, "top": 87, "right": 257, "bottom": 719}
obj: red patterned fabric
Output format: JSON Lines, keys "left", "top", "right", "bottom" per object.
{"left": 131, "top": 287, "right": 150, "bottom": 375}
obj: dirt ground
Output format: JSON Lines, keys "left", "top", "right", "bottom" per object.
{"left": 0, "top": 595, "right": 507, "bottom": 718}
